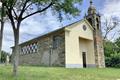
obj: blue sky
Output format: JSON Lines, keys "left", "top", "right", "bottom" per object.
{"left": 2, "top": 0, "right": 120, "bottom": 53}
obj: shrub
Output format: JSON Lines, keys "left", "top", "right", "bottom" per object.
{"left": 105, "top": 53, "right": 120, "bottom": 68}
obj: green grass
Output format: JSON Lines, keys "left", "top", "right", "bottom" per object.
{"left": 0, "top": 65, "right": 120, "bottom": 80}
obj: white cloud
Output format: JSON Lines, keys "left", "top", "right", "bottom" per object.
{"left": 2, "top": 9, "right": 62, "bottom": 53}
{"left": 101, "top": 0, "right": 120, "bottom": 17}
{"left": 100, "top": 0, "right": 120, "bottom": 41}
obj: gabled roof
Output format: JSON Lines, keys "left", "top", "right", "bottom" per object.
{"left": 11, "top": 18, "right": 93, "bottom": 47}
{"left": 65, "top": 19, "right": 94, "bottom": 31}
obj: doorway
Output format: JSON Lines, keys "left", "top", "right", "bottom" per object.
{"left": 82, "top": 52, "right": 87, "bottom": 68}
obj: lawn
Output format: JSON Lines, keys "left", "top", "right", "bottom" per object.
{"left": 0, "top": 65, "right": 120, "bottom": 80}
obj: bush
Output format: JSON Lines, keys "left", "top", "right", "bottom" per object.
{"left": 105, "top": 53, "right": 120, "bottom": 68}
{"left": 0, "top": 51, "right": 9, "bottom": 63}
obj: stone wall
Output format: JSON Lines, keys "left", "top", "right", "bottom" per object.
{"left": 94, "top": 31, "right": 105, "bottom": 68}
{"left": 19, "top": 29, "right": 65, "bottom": 67}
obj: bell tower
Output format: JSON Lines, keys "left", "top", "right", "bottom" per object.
{"left": 85, "top": 0, "right": 105, "bottom": 68}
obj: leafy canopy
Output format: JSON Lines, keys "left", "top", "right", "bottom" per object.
{"left": 3, "top": 0, "right": 82, "bottom": 21}
{"left": 104, "top": 37, "right": 120, "bottom": 67}
{"left": 104, "top": 41, "right": 115, "bottom": 57}
{"left": 115, "top": 37, "right": 120, "bottom": 48}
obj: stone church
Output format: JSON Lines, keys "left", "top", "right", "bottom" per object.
{"left": 12, "top": 1, "right": 105, "bottom": 68}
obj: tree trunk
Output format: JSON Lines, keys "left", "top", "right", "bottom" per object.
{"left": 12, "top": 23, "right": 20, "bottom": 76}
{"left": 0, "top": 21, "right": 4, "bottom": 63}
{"left": 13, "top": 30, "right": 19, "bottom": 76}
{"left": 0, "top": 3, "right": 5, "bottom": 63}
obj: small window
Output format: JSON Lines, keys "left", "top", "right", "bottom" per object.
{"left": 20, "top": 42, "right": 38, "bottom": 55}
{"left": 53, "top": 36, "right": 63, "bottom": 49}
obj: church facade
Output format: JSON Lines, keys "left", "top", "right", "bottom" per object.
{"left": 12, "top": 1, "right": 105, "bottom": 68}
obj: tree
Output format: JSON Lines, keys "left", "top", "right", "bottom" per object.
{"left": 104, "top": 37, "right": 120, "bottom": 68}
{"left": 2, "top": 0, "right": 83, "bottom": 76}
{"left": 102, "top": 16, "right": 120, "bottom": 40}
{"left": 114, "top": 37, "right": 120, "bottom": 53}
{"left": 105, "top": 53, "right": 120, "bottom": 68}
{"left": 0, "top": 1, "right": 6, "bottom": 63}
{"left": 102, "top": 16, "right": 120, "bottom": 67}
{"left": 104, "top": 40, "right": 115, "bottom": 57}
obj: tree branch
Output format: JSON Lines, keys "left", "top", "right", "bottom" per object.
{"left": 19, "top": 0, "right": 31, "bottom": 20}
{"left": 12, "top": 8, "right": 18, "bottom": 19}
{"left": 24, "top": 2, "right": 33, "bottom": 11}
{"left": 109, "top": 32, "right": 116, "bottom": 41}
{"left": 103, "top": 17, "right": 119, "bottom": 40}
{"left": 21, "top": 2, "right": 53, "bottom": 20}
{"left": 6, "top": 8, "right": 16, "bottom": 31}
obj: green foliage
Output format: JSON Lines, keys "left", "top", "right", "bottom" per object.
{"left": 52, "top": 0, "right": 82, "bottom": 20}
{"left": 105, "top": 53, "right": 120, "bottom": 68}
{"left": 0, "top": 2, "right": 6, "bottom": 19}
{"left": 104, "top": 37, "right": 120, "bottom": 68}
{"left": 3, "top": 0, "right": 83, "bottom": 21}
{"left": 115, "top": 37, "right": 120, "bottom": 47}
{"left": 0, "top": 9, "right": 6, "bottom": 18}
{"left": 104, "top": 41, "right": 115, "bottom": 57}
{"left": 0, "top": 51, "right": 8, "bottom": 63}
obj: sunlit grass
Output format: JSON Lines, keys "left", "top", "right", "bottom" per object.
{"left": 0, "top": 64, "right": 120, "bottom": 80}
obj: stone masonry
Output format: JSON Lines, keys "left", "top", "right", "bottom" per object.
{"left": 18, "top": 29, "right": 65, "bottom": 67}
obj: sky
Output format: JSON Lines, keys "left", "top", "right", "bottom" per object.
{"left": 2, "top": 0, "right": 120, "bottom": 53}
